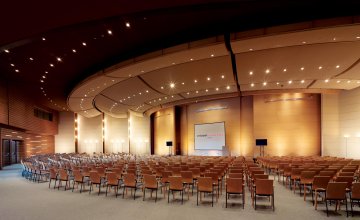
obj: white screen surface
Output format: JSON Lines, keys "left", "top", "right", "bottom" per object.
{"left": 194, "top": 122, "right": 225, "bottom": 150}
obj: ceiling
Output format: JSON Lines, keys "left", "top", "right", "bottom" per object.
{"left": 1, "top": 0, "right": 360, "bottom": 116}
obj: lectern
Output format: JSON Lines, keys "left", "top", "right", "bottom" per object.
{"left": 166, "top": 141, "right": 173, "bottom": 156}
{"left": 255, "top": 139, "right": 267, "bottom": 157}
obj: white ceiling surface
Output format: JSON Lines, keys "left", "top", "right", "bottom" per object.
{"left": 77, "top": 108, "right": 101, "bottom": 118}
{"left": 68, "top": 24, "right": 360, "bottom": 118}
{"left": 68, "top": 97, "right": 94, "bottom": 112}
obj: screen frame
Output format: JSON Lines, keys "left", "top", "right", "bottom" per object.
{"left": 194, "top": 121, "right": 226, "bottom": 150}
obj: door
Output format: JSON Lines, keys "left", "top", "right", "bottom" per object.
{"left": 2, "top": 139, "right": 23, "bottom": 167}
{"left": 2, "top": 139, "right": 11, "bottom": 166}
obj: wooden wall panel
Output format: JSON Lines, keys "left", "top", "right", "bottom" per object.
{"left": 0, "top": 81, "right": 8, "bottom": 124}
{"left": 253, "top": 93, "right": 321, "bottom": 156}
{"left": 154, "top": 107, "right": 175, "bottom": 155}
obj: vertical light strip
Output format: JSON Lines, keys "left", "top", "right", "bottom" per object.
{"left": 128, "top": 112, "right": 131, "bottom": 154}
{"left": 102, "top": 113, "right": 105, "bottom": 153}
{"left": 74, "top": 113, "right": 78, "bottom": 153}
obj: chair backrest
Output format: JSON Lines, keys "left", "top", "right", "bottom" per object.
{"left": 197, "top": 177, "right": 213, "bottom": 192}
{"left": 318, "top": 171, "right": 335, "bottom": 177}
{"left": 180, "top": 171, "right": 193, "bottom": 179}
{"left": 229, "top": 173, "right": 243, "bottom": 179}
{"left": 168, "top": 176, "right": 183, "bottom": 190}
{"left": 335, "top": 176, "right": 354, "bottom": 189}
{"left": 301, "top": 171, "right": 316, "bottom": 180}
{"left": 255, "top": 179, "right": 273, "bottom": 195}
{"left": 58, "top": 169, "right": 68, "bottom": 180}
{"left": 326, "top": 182, "right": 347, "bottom": 200}
{"left": 143, "top": 174, "right": 157, "bottom": 188}
{"left": 351, "top": 182, "right": 360, "bottom": 199}
{"left": 106, "top": 172, "right": 119, "bottom": 185}
{"left": 73, "top": 170, "right": 83, "bottom": 182}
{"left": 89, "top": 171, "right": 101, "bottom": 183}
{"left": 229, "top": 169, "right": 243, "bottom": 174}
{"left": 123, "top": 173, "right": 136, "bottom": 187}
{"left": 253, "top": 174, "right": 269, "bottom": 180}
{"left": 312, "top": 176, "right": 331, "bottom": 189}
{"left": 338, "top": 172, "right": 354, "bottom": 177}
{"left": 226, "top": 178, "right": 243, "bottom": 193}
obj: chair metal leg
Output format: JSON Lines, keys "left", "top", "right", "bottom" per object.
{"left": 226, "top": 192, "right": 228, "bottom": 208}
{"left": 49, "top": 179, "right": 51, "bottom": 188}
{"left": 168, "top": 189, "right": 170, "bottom": 203}
{"left": 181, "top": 190, "right": 184, "bottom": 205}
{"left": 345, "top": 198, "right": 348, "bottom": 217}
{"left": 80, "top": 182, "right": 83, "bottom": 193}
{"left": 255, "top": 195, "right": 257, "bottom": 210}
{"left": 272, "top": 194, "right": 275, "bottom": 211}
{"left": 106, "top": 185, "right": 109, "bottom": 196}
{"left": 134, "top": 187, "right": 136, "bottom": 200}
{"left": 325, "top": 200, "right": 329, "bottom": 217}
{"left": 197, "top": 190, "right": 199, "bottom": 206}
{"left": 123, "top": 186, "right": 126, "bottom": 198}
{"left": 143, "top": 188, "right": 145, "bottom": 201}
{"left": 155, "top": 188, "right": 157, "bottom": 203}
{"left": 243, "top": 192, "right": 245, "bottom": 209}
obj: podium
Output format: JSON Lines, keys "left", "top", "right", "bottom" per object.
{"left": 259, "top": 145, "right": 265, "bottom": 156}
{"left": 166, "top": 141, "right": 173, "bottom": 156}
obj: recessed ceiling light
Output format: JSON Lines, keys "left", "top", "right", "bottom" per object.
{"left": 40, "top": 80, "right": 44, "bottom": 83}
{"left": 302, "top": 41, "right": 306, "bottom": 44}
{"left": 357, "top": 81, "right": 360, "bottom": 84}
{"left": 357, "top": 36, "right": 360, "bottom": 39}
{"left": 347, "top": 80, "right": 351, "bottom": 83}
{"left": 194, "top": 80, "right": 197, "bottom": 83}
{"left": 288, "top": 80, "right": 292, "bottom": 84}
{"left": 49, "top": 63, "right": 54, "bottom": 67}
{"left": 161, "top": 86, "right": 164, "bottom": 89}
{"left": 190, "top": 58, "right": 193, "bottom": 61}
{"left": 15, "top": 69, "right": 19, "bottom": 73}
{"left": 318, "top": 66, "right": 322, "bottom": 70}
{"left": 57, "top": 57, "right": 62, "bottom": 62}
{"left": 125, "top": 22, "right": 131, "bottom": 28}
{"left": 301, "top": 67, "right": 304, "bottom": 71}
{"left": 336, "top": 80, "right": 341, "bottom": 83}
{"left": 226, "top": 86, "right": 230, "bottom": 90}
{"left": 172, "top": 62, "right": 175, "bottom": 65}
{"left": 42, "top": 37, "right": 46, "bottom": 41}
{"left": 301, "top": 80, "right": 305, "bottom": 84}
{"left": 181, "top": 82, "right": 185, "bottom": 85}
{"left": 205, "top": 89, "right": 208, "bottom": 92}
{"left": 187, "top": 92, "right": 190, "bottom": 95}
{"left": 196, "top": 91, "right": 199, "bottom": 93}
{"left": 171, "top": 95, "right": 174, "bottom": 98}
{"left": 336, "top": 65, "right": 340, "bottom": 68}
{"left": 276, "top": 82, "right": 280, "bottom": 85}
{"left": 325, "top": 79, "right": 329, "bottom": 83}
{"left": 107, "top": 30, "right": 112, "bottom": 35}
{"left": 10, "top": 63, "right": 14, "bottom": 67}
{"left": 210, "top": 54, "right": 214, "bottom": 57}
{"left": 251, "top": 83, "right": 254, "bottom": 87}
{"left": 4, "top": 49, "right": 9, "bottom": 53}
{"left": 249, "top": 71, "right": 253, "bottom": 75}
{"left": 265, "top": 69, "right": 270, "bottom": 74}
{"left": 333, "top": 37, "right": 336, "bottom": 41}
{"left": 29, "top": 57, "right": 34, "bottom": 61}
{"left": 146, "top": 90, "right": 149, "bottom": 93}
{"left": 170, "top": 83, "right": 175, "bottom": 88}
{"left": 249, "top": 48, "right": 253, "bottom": 51}
{"left": 159, "top": 98, "right": 162, "bottom": 101}
{"left": 139, "top": 92, "right": 142, "bottom": 95}
{"left": 215, "top": 88, "right": 219, "bottom": 91}
{"left": 283, "top": 68, "right": 287, "bottom": 72}
{"left": 42, "top": 75, "right": 46, "bottom": 79}
{"left": 164, "top": 97, "right": 167, "bottom": 99}
{"left": 82, "top": 42, "right": 87, "bottom": 46}
{"left": 221, "top": 75, "right": 225, "bottom": 79}
{"left": 72, "top": 49, "right": 77, "bottom": 53}
{"left": 207, "top": 77, "right": 211, "bottom": 81}
{"left": 263, "top": 82, "right": 267, "bottom": 86}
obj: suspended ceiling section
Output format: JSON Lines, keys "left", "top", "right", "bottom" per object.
{"left": 68, "top": 24, "right": 360, "bottom": 118}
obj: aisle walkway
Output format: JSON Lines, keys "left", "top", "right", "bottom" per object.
{"left": 0, "top": 164, "right": 351, "bottom": 220}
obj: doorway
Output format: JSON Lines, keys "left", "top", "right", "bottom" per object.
{"left": 2, "top": 139, "right": 23, "bottom": 166}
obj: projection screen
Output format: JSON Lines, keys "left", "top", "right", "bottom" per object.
{"left": 194, "top": 122, "right": 225, "bottom": 150}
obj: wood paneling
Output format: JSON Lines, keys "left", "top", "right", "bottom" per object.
{"left": 153, "top": 107, "right": 175, "bottom": 155}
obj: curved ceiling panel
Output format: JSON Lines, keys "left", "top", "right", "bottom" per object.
{"left": 68, "top": 97, "right": 94, "bottom": 112}
{"left": 77, "top": 108, "right": 101, "bottom": 118}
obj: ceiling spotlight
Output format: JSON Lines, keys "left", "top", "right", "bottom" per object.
{"left": 187, "top": 92, "right": 190, "bottom": 95}
{"left": 40, "top": 80, "right": 44, "bottom": 83}
{"left": 171, "top": 95, "right": 174, "bottom": 98}
{"left": 190, "top": 58, "right": 193, "bottom": 61}
{"left": 4, "top": 49, "right": 9, "bottom": 53}
{"left": 42, "top": 37, "right": 46, "bottom": 41}
{"left": 42, "top": 75, "right": 46, "bottom": 79}
{"left": 146, "top": 90, "right": 149, "bottom": 93}
{"left": 249, "top": 48, "right": 253, "bottom": 51}
{"left": 249, "top": 71, "right": 253, "bottom": 75}
{"left": 29, "top": 57, "right": 34, "bottom": 61}
{"left": 226, "top": 86, "right": 230, "bottom": 90}
{"left": 276, "top": 82, "right": 280, "bottom": 85}
{"left": 337, "top": 80, "right": 341, "bottom": 83}
{"left": 318, "top": 66, "right": 322, "bottom": 70}
{"left": 170, "top": 83, "right": 175, "bottom": 88}
{"left": 172, "top": 62, "right": 175, "bottom": 65}
{"left": 15, "top": 69, "right": 19, "bottom": 73}
{"left": 210, "top": 54, "right": 214, "bottom": 57}
{"left": 302, "top": 41, "right": 306, "bottom": 44}
{"left": 181, "top": 82, "right": 185, "bottom": 85}
{"left": 107, "top": 30, "right": 112, "bottom": 35}
{"left": 325, "top": 79, "right": 329, "bottom": 83}
{"left": 196, "top": 91, "right": 199, "bottom": 93}
{"left": 251, "top": 83, "right": 254, "bottom": 87}
{"left": 125, "top": 22, "right": 131, "bottom": 28}
{"left": 205, "top": 89, "right": 208, "bottom": 92}
{"left": 263, "top": 82, "right": 267, "bottom": 86}
{"left": 56, "top": 57, "right": 62, "bottom": 62}
{"left": 288, "top": 80, "right": 292, "bottom": 84}
{"left": 221, "top": 75, "right": 225, "bottom": 79}
{"left": 164, "top": 97, "right": 167, "bottom": 99}
{"left": 301, "top": 80, "right": 305, "bottom": 84}
{"left": 333, "top": 37, "right": 336, "bottom": 41}
{"left": 10, "top": 63, "right": 14, "bottom": 67}
{"left": 347, "top": 80, "right": 351, "bottom": 83}
{"left": 207, "top": 77, "right": 211, "bottom": 81}
{"left": 49, "top": 63, "right": 54, "bottom": 67}
{"left": 82, "top": 42, "right": 87, "bottom": 46}
{"left": 336, "top": 65, "right": 340, "bottom": 68}
{"left": 265, "top": 69, "right": 270, "bottom": 74}
{"left": 357, "top": 81, "right": 360, "bottom": 84}
{"left": 194, "top": 79, "right": 197, "bottom": 83}
{"left": 72, "top": 49, "right": 77, "bottom": 53}
{"left": 357, "top": 36, "right": 360, "bottom": 39}
{"left": 215, "top": 88, "right": 219, "bottom": 91}
{"left": 160, "top": 86, "right": 164, "bottom": 89}
{"left": 301, "top": 67, "right": 304, "bottom": 71}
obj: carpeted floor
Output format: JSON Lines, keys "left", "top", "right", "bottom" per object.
{"left": 0, "top": 164, "right": 355, "bottom": 220}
